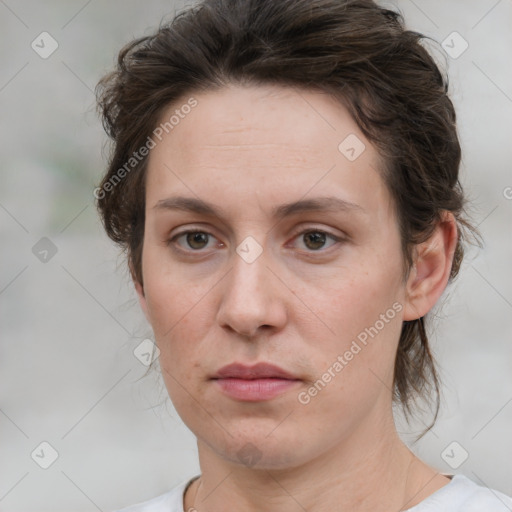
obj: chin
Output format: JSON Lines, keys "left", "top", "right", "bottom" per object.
{"left": 216, "top": 432, "right": 312, "bottom": 471}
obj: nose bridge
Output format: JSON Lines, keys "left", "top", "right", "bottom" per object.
{"left": 228, "top": 240, "right": 272, "bottom": 311}
{"left": 216, "top": 236, "right": 286, "bottom": 337}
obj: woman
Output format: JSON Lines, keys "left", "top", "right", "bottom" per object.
{"left": 95, "top": 0, "right": 512, "bottom": 510}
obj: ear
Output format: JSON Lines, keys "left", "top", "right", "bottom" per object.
{"left": 132, "top": 265, "right": 150, "bottom": 323}
{"left": 403, "top": 211, "right": 458, "bottom": 321}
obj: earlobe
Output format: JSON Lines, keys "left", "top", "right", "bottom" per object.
{"left": 403, "top": 212, "right": 458, "bottom": 321}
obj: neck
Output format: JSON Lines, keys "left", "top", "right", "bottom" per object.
{"left": 185, "top": 410, "right": 447, "bottom": 512}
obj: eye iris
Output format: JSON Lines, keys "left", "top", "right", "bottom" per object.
{"left": 187, "top": 232, "right": 208, "bottom": 249}
{"left": 304, "top": 232, "right": 326, "bottom": 250}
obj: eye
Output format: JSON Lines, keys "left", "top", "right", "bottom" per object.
{"left": 168, "top": 228, "right": 343, "bottom": 254}
{"left": 169, "top": 230, "right": 219, "bottom": 251}
{"left": 293, "top": 229, "right": 341, "bottom": 252}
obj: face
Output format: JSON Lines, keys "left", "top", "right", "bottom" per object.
{"left": 137, "top": 84, "right": 410, "bottom": 470}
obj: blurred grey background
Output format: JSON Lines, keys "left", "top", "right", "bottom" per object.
{"left": 0, "top": 1, "right": 511, "bottom": 510}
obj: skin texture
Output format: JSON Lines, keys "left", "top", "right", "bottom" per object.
{"left": 135, "top": 84, "right": 457, "bottom": 512}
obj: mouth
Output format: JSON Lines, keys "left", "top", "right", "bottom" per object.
{"left": 212, "top": 362, "right": 299, "bottom": 380}
{"left": 211, "top": 362, "right": 301, "bottom": 401}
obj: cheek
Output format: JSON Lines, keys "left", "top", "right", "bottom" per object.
{"left": 300, "top": 257, "right": 405, "bottom": 394}
{"left": 141, "top": 254, "right": 216, "bottom": 377}
{"left": 142, "top": 245, "right": 202, "bottom": 333}
{"left": 308, "top": 257, "right": 403, "bottom": 339}
{"left": 144, "top": 278, "right": 206, "bottom": 408}
{"left": 145, "top": 283, "right": 205, "bottom": 363}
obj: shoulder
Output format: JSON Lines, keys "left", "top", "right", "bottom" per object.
{"left": 409, "top": 474, "right": 512, "bottom": 512}
{"left": 456, "top": 475, "right": 512, "bottom": 512}
{"left": 112, "top": 476, "right": 199, "bottom": 512}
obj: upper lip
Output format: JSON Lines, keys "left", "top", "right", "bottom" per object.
{"left": 212, "top": 362, "right": 299, "bottom": 380}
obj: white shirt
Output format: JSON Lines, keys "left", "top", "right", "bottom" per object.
{"left": 113, "top": 473, "right": 512, "bottom": 511}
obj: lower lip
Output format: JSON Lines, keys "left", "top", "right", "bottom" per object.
{"left": 213, "top": 378, "right": 300, "bottom": 401}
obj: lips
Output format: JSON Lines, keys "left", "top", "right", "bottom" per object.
{"left": 211, "top": 362, "right": 301, "bottom": 401}
{"left": 212, "top": 362, "right": 299, "bottom": 380}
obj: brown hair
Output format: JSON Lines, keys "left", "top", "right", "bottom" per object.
{"left": 95, "top": 0, "right": 478, "bottom": 428}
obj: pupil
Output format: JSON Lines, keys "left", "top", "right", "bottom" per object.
{"left": 305, "top": 232, "right": 325, "bottom": 250}
{"left": 188, "top": 232, "right": 208, "bottom": 249}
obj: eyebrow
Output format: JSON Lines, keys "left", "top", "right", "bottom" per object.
{"left": 152, "top": 195, "right": 365, "bottom": 220}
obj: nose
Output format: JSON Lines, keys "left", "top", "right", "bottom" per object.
{"left": 216, "top": 243, "right": 288, "bottom": 339}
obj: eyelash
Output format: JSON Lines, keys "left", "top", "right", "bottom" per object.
{"left": 167, "top": 228, "right": 344, "bottom": 255}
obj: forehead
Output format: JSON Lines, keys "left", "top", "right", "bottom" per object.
{"left": 145, "top": 84, "right": 390, "bottom": 216}
{"left": 153, "top": 84, "right": 375, "bottom": 162}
